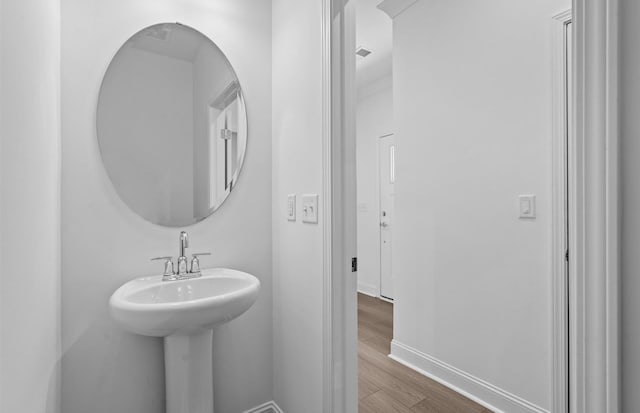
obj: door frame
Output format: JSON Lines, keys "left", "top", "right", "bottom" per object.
{"left": 569, "top": 1, "right": 620, "bottom": 412}
{"left": 321, "top": 0, "right": 620, "bottom": 413}
{"left": 551, "top": 9, "right": 572, "bottom": 413}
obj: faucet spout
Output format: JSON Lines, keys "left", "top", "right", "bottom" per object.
{"left": 179, "top": 231, "right": 189, "bottom": 258}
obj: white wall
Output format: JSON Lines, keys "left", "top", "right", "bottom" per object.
{"left": 356, "top": 75, "right": 393, "bottom": 296}
{"left": 98, "top": 47, "right": 195, "bottom": 225}
{"left": 61, "top": 1, "right": 272, "bottom": 412}
{"left": 0, "top": 0, "right": 61, "bottom": 412}
{"left": 390, "top": 0, "right": 568, "bottom": 410}
{"left": 272, "top": 0, "right": 325, "bottom": 411}
{"left": 621, "top": 1, "right": 640, "bottom": 411}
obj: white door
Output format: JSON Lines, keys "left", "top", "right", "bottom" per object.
{"left": 379, "top": 134, "right": 395, "bottom": 300}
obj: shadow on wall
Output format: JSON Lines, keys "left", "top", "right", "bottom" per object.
{"left": 61, "top": 312, "right": 165, "bottom": 413}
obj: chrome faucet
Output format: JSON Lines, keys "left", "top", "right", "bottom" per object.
{"left": 151, "top": 231, "right": 210, "bottom": 281}
{"left": 177, "top": 231, "right": 189, "bottom": 275}
{"left": 179, "top": 231, "right": 189, "bottom": 257}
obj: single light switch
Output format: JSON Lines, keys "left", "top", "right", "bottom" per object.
{"left": 287, "top": 194, "right": 296, "bottom": 221}
{"left": 302, "top": 194, "right": 319, "bottom": 224}
{"left": 519, "top": 195, "right": 536, "bottom": 219}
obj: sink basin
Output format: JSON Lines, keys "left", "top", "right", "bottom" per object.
{"left": 110, "top": 268, "right": 260, "bottom": 337}
{"left": 109, "top": 267, "right": 260, "bottom": 413}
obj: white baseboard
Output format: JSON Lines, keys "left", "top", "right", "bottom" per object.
{"left": 378, "top": 295, "right": 394, "bottom": 304}
{"left": 243, "top": 400, "right": 283, "bottom": 413}
{"left": 390, "top": 340, "right": 549, "bottom": 413}
{"left": 357, "top": 281, "right": 379, "bottom": 297}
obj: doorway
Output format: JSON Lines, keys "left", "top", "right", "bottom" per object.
{"left": 349, "top": 1, "right": 575, "bottom": 412}
{"left": 325, "top": 0, "right": 620, "bottom": 411}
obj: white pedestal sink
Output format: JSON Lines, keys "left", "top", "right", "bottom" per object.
{"left": 109, "top": 268, "right": 260, "bottom": 413}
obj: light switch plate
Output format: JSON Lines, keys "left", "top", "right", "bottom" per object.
{"left": 287, "top": 194, "right": 296, "bottom": 221}
{"left": 519, "top": 195, "right": 536, "bottom": 219}
{"left": 302, "top": 194, "right": 319, "bottom": 224}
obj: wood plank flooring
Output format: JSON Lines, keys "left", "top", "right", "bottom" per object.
{"left": 358, "top": 293, "right": 493, "bottom": 413}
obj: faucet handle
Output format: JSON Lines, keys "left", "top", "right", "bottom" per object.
{"left": 190, "top": 252, "right": 211, "bottom": 273}
{"left": 151, "top": 256, "right": 175, "bottom": 276}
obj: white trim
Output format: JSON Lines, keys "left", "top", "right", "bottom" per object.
{"left": 357, "top": 282, "right": 379, "bottom": 298}
{"left": 551, "top": 9, "right": 572, "bottom": 413}
{"left": 326, "top": 1, "right": 359, "bottom": 412}
{"left": 321, "top": 0, "right": 333, "bottom": 412}
{"left": 376, "top": 0, "right": 420, "bottom": 19}
{"left": 242, "top": 401, "right": 284, "bottom": 413}
{"left": 569, "top": 0, "right": 620, "bottom": 412}
{"left": 378, "top": 295, "right": 394, "bottom": 304}
{"left": 390, "top": 340, "right": 549, "bottom": 413}
{"left": 604, "top": 0, "right": 620, "bottom": 410}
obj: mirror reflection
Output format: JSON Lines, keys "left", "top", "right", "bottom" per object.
{"left": 97, "top": 23, "right": 247, "bottom": 227}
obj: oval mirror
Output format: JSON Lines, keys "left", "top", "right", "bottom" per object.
{"left": 97, "top": 23, "right": 247, "bottom": 227}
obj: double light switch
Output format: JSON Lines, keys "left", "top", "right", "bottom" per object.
{"left": 287, "top": 194, "right": 319, "bottom": 224}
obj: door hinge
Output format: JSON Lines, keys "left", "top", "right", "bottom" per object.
{"left": 351, "top": 257, "right": 358, "bottom": 272}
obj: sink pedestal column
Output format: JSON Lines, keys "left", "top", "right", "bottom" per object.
{"left": 164, "top": 330, "right": 214, "bottom": 413}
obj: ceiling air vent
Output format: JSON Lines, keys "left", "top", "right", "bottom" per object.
{"left": 356, "top": 47, "right": 372, "bottom": 58}
{"left": 145, "top": 25, "right": 172, "bottom": 41}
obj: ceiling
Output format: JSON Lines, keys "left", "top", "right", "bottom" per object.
{"left": 130, "top": 24, "right": 205, "bottom": 62}
{"left": 355, "top": 0, "right": 393, "bottom": 89}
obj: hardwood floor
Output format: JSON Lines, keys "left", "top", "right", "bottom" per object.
{"left": 358, "top": 293, "right": 492, "bottom": 413}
